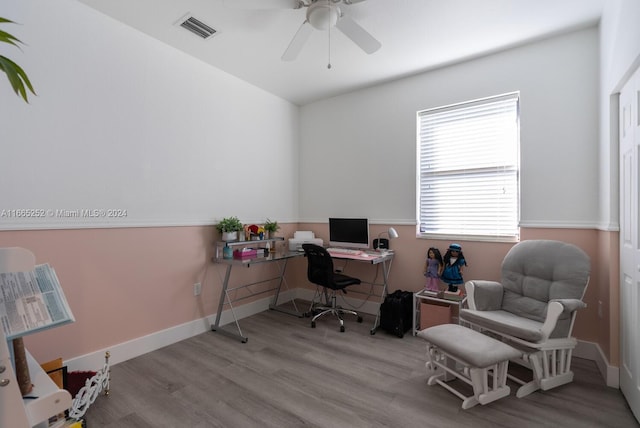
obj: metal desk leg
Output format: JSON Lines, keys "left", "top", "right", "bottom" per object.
{"left": 370, "top": 259, "right": 391, "bottom": 335}
{"left": 268, "top": 258, "right": 303, "bottom": 317}
{"left": 211, "top": 264, "right": 249, "bottom": 343}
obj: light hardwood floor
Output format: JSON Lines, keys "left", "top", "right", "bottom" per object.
{"left": 85, "top": 301, "right": 639, "bottom": 427}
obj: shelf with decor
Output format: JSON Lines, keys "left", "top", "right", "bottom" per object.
{"left": 213, "top": 237, "right": 285, "bottom": 261}
{"left": 210, "top": 236, "right": 303, "bottom": 343}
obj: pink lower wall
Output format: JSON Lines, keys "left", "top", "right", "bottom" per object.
{"left": 0, "top": 225, "right": 618, "bottom": 366}
{"left": 1, "top": 226, "right": 219, "bottom": 363}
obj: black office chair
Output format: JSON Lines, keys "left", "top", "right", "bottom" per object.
{"left": 302, "top": 244, "right": 363, "bottom": 332}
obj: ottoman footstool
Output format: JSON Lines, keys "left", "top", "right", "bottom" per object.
{"left": 417, "top": 324, "right": 522, "bottom": 409}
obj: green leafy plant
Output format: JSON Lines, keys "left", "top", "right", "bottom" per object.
{"left": 263, "top": 219, "right": 280, "bottom": 233}
{"left": 216, "top": 216, "right": 244, "bottom": 233}
{"left": 1, "top": 17, "right": 36, "bottom": 102}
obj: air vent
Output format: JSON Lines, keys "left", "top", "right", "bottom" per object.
{"left": 177, "top": 14, "right": 217, "bottom": 40}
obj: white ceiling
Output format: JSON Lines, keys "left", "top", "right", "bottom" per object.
{"left": 76, "top": 0, "right": 604, "bottom": 106}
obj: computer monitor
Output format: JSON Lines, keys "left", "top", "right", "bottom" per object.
{"left": 328, "top": 218, "right": 370, "bottom": 249}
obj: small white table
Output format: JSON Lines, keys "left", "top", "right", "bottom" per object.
{"left": 412, "top": 290, "right": 467, "bottom": 336}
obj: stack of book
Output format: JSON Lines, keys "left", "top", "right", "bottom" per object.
{"left": 443, "top": 289, "right": 465, "bottom": 301}
{"left": 419, "top": 289, "right": 465, "bottom": 301}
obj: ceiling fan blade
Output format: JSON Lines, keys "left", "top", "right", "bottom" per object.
{"left": 335, "top": 15, "right": 381, "bottom": 54}
{"left": 223, "top": 0, "right": 302, "bottom": 9}
{"left": 343, "top": 0, "right": 368, "bottom": 4}
{"left": 282, "top": 21, "right": 313, "bottom": 61}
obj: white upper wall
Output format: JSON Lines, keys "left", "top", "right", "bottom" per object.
{"left": 299, "top": 27, "right": 600, "bottom": 228}
{"left": 0, "top": 0, "right": 300, "bottom": 229}
{"left": 1, "top": 1, "right": 611, "bottom": 231}
{"left": 599, "top": 0, "right": 640, "bottom": 231}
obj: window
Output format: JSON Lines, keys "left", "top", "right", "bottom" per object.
{"left": 417, "top": 92, "right": 520, "bottom": 241}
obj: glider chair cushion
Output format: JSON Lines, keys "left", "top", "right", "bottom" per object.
{"left": 459, "top": 240, "right": 590, "bottom": 397}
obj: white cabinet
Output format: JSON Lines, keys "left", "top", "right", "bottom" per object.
{"left": 25, "top": 349, "right": 73, "bottom": 427}
{"left": 0, "top": 332, "right": 30, "bottom": 427}
{"left": 1, "top": 331, "right": 72, "bottom": 428}
{"left": 0, "top": 247, "right": 73, "bottom": 427}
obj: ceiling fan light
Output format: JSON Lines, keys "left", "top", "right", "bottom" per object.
{"left": 307, "top": 4, "right": 339, "bottom": 30}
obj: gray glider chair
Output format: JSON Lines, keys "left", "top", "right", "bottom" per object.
{"left": 459, "top": 240, "right": 590, "bottom": 397}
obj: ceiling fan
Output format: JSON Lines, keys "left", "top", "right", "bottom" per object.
{"left": 226, "top": 0, "right": 381, "bottom": 62}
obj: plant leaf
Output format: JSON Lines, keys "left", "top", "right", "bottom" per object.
{"left": 0, "top": 55, "right": 35, "bottom": 102}
{"left": 0, "top": 29, "right": 22, "bottom": 47}
{"left": 0, "top": 56, "right": 26, "bottom": 100}
{"left": 12, "top": 59, "right": 35, "bottom": 95}
{"left": 0, "top": 17, "right": 34, "bottom": 103}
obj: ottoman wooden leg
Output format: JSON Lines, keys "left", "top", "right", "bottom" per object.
{"left": 469, "top": 361, "right": 512, "bottom": 408}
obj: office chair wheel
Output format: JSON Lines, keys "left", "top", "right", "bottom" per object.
{"left": 357, "top": 316, "right": 363, "bottom": 323}
{"left": 340, "top": 326, "right": 345, "bottom": 332}
{"left": 311, "top": 321, "right": 316, "bottom": 328}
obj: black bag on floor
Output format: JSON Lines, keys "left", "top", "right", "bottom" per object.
{"left": 379, "top": 290, "right": 413, "bottom": 338}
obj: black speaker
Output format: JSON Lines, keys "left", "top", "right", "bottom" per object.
{"left": 373, "top": 238, "right": 389, "bottom": 250}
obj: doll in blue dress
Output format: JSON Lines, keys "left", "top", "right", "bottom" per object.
{"left": 441, "top": 243, "right": 467, "bottom": 292}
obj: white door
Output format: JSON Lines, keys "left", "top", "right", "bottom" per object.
{"left": 620, "top": 66, "right": 640, "bottom": 421}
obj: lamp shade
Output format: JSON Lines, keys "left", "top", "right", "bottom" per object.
{"left": 374, "top": 227, "right": 399, "bottom": 250}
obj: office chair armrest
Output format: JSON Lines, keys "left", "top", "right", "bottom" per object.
{"left": 465, "top": 280, "right": 503, "bottom": 311}
{"left": 550, "top": 298, "right": 587, "bottom": 314}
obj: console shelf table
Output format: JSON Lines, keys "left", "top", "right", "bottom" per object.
{"left": 211, "top": 238, "right": 304, "bottom": 343}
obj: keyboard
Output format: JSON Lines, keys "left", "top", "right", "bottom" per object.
{"left": 326, "top": 247, "right": 363, "bottom": 255}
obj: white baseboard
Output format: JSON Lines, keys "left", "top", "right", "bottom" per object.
{"left": 574, "top": 339, "right": 619, "bottom": 388}
{"left": 65, "top": 289, "right": 620, "bottom": 391}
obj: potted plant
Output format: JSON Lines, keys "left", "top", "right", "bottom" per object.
{"left": 263, "top": 219, "right": 280, "bottom": 238}
{"left": 1, "top": 17, "right": 36, "bottom": 102}
{"left": 216, "top": 216, "right": 243, "bottom": 241}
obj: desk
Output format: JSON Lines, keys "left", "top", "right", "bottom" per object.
{"left": 327, "top": 250, "right": 394, "bottom": 334}
{"left": 211, "top": 239, "right": 303, "bottom": 343}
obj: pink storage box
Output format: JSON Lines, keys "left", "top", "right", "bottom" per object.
{"left": 233, "top": 249, "right": 257, "bottom": 259}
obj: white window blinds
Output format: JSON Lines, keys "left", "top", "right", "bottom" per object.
{"left": 417, "top": 92, "right": 520, "bottom": 240}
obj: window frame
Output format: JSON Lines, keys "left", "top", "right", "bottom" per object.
{"left": 416, "top": 92, "right": 520, "bottom": 242}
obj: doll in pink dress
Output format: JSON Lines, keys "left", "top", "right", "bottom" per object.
{"left": 423, "top": 247, "right": 443, "bottom": 292}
